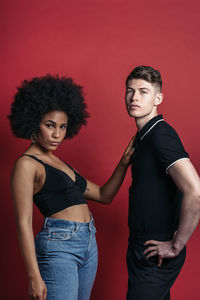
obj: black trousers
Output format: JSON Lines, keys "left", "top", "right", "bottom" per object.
{"left": 126, "top": 231, "right": 186, "bottom": 300}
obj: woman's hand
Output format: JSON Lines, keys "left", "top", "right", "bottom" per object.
{"left": 29, "top": 276, "right": 47, "bottom": 300}
{"left": 84, "top": 136, "right": 136, "bottom": 204}
{"left": 120, "top": 136, "right": 135, "bottom": 167}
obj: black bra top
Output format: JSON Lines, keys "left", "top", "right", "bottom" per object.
{"left": 22, "top": 154, "right": 87, "bottom": 217}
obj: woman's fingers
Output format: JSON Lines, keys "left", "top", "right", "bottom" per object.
{"left": 43, "top": 287, "right": 47, "bottom": 300}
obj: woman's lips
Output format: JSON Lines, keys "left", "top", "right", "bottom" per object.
{"left": 49, "top": 142, "right": 60, "bottom": 146}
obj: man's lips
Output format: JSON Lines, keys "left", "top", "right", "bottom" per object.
{"left": 129, "top": 104, "right": 140, "bottom": 109}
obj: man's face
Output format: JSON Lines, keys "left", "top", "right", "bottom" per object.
{"left": 125, "top": 79, "right": 161, "bottom": 119}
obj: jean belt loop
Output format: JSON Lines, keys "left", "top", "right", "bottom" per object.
{"left": 91, "top": 213, "right": 95, "bottom": 226}
{"left": 44, "top": 217, "right": 49, "bottom": 228}
{"left": 88, "top": 220, "right": 91, "bottom": 232}
{"left": 75, "top": 222, "right": 79, "bottom": 232}
{"left": 90, "top": 217, "right": 95, "bottom": 230}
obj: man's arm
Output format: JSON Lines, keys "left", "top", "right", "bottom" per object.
{"left": 144, "top": 159, "right": 200, "bottom": 266}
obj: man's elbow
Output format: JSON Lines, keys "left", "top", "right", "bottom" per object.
{"left": 191, "top": 190, "right": 200, "bottom": 214}
{"left": 195, "top": 192, "right": 200, "bottom": 212}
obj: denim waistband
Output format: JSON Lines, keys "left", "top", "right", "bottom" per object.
{"left": 43, "top": 214, "right": 95, "bottom": 231}
{"left": 129, "top": 230, "right": 175, "bottom": 242}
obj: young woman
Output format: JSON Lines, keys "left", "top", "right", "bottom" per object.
{"left": 9, "top": 74, "right": 134, "bottom": 300}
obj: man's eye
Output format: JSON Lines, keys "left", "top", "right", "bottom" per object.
{"left": 141, "top": 90, "right": 147, "bottom": 94}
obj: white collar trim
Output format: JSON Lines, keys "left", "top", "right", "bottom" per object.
{"left": 140, "top": 119, "right": 164, "bottom": 141}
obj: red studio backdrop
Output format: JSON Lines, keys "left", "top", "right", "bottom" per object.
{"left": 1, "top": 0, "right": 200, "bottom": 299}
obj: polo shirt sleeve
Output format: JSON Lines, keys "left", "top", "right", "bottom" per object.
{"left": 151, "top": 125, "right": 189, "bottom": 174}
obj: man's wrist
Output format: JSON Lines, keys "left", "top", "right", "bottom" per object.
{"left": 172, "top": 239, "right": 185, "bottom": 255}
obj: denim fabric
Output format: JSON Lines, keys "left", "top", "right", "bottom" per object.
{"left": 35, "top": 216, "right": 98, "bottom": 300}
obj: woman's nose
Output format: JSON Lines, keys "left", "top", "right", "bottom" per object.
{"left": 52, "top": 127, "right": 60, "bottom": 138}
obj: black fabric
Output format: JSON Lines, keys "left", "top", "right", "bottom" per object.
{"left": 22, "top": 154, "right": 87, "bottom": 217}
{"left": 129, "top": 115, "right": 189, "bottom": 233}
{"left": 126, "top": 231, "right": 186, "bottom": 300}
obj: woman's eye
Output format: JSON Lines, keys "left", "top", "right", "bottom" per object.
{"left": 60, "top": 125, "right": 67, "bottom": 130}
{"left": 46, "top": 124, "right": 53, "bottom": 128}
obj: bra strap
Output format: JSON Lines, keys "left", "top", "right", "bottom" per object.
{"left": 61, "top": 159, "right": 78, "bottom": 174}
{"left": 21, "top": 154, "right": 45, "bottom": 166}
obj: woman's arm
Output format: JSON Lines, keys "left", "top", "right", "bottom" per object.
{"left": 11, "top": 157, "right": 47, "bottom": 300}
{"left": 84, "top": 137, "right": 134, "bottom": 204}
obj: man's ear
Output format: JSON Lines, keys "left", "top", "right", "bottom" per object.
{"left": 154, "top": 93, "right": 164, "bottom": 106}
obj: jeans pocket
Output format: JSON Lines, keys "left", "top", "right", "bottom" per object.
{"left": 35, "top": 229, "right": 49, "bottom": 256}
{"left": 142, "top": 254, "right": 158, "bottom": 266}
{"left": 156, "top": 246, "right": 186, "bottom": 270}
{"left": 133, "top": 243, "right": 158, "bottom": 267}
{"left": 49, "top": 229, "right": 75, "bottom": 241}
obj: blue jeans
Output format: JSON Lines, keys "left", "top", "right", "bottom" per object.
{"left": 35, "top": 216, "right": 98, "bottom": 300}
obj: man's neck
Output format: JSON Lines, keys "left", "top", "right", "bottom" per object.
{"left": 135, "top": 112, "right": 158, "bottom": 132}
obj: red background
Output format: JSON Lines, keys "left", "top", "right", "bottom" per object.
{"left": 1, "top": 0, "right": 200, "bottom": 299}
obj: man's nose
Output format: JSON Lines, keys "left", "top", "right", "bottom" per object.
{"left": 131, "top": 91, "right": 139, "bottom": 102}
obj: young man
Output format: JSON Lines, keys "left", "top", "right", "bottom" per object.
{"left": 125, "top": 66, "right": 200, "bottom": 300}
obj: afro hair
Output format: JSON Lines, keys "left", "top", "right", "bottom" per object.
{"left": 8, "top": 74, "right": 89, "bottom": 139}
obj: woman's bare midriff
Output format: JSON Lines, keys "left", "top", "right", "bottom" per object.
{"left": 49, "top": 204, "right": 91, "bottom": 223}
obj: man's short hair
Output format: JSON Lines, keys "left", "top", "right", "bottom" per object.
{"left": 126, "top": 65, "right": 162, "bottom": 92}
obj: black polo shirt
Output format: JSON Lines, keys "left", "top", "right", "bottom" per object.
{"left": 129, "top": 114, "right": 189, "bottom": 233}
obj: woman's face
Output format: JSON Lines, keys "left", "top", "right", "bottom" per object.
{"left": 36, "top": 110, "right": 68, "bottom": 151}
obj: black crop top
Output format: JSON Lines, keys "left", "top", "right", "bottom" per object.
{"left": 22, "top": 154, "right": 87, "bottom": 217}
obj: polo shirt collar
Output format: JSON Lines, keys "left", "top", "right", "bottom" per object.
{"left": 137, "top": 114, "right": 164, "bottom": 141}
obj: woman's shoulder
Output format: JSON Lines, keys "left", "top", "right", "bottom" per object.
{"left": 13, "top": 154, "right": 38, "bottom": 176}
